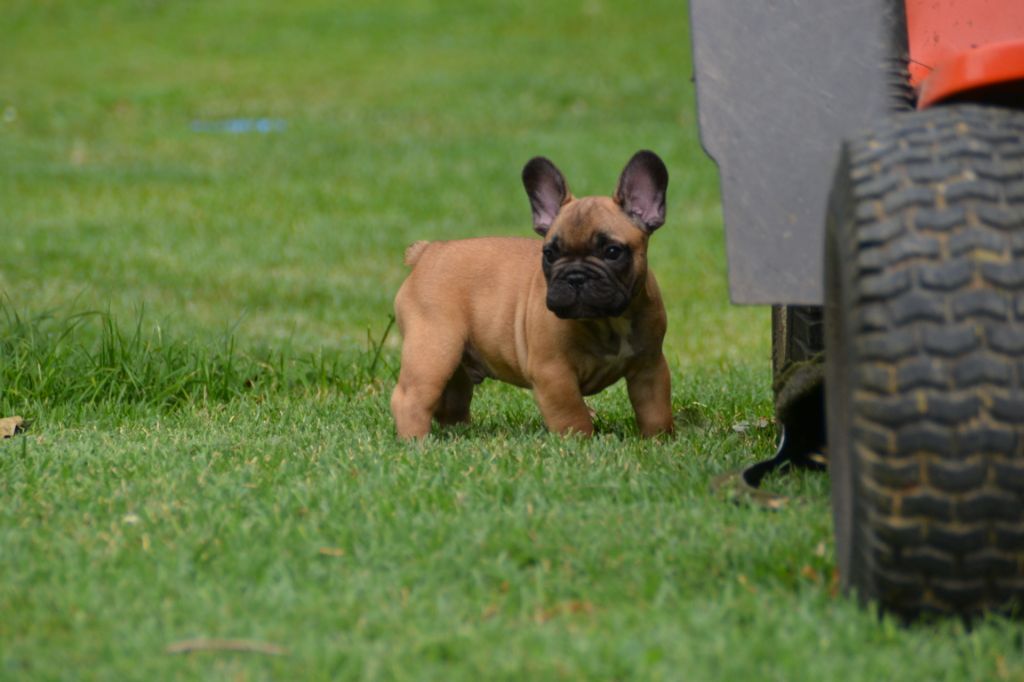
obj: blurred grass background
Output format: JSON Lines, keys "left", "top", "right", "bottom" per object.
{"left": 2, "top": 0, "right": 760, "bottom": 367}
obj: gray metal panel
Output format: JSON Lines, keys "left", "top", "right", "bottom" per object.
{"left": 690, "top": 0, "right": 907, "bottom": 304}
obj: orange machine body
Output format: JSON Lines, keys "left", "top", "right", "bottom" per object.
{"left": 907, "top": 0, "right": 1024, "bottom": 108}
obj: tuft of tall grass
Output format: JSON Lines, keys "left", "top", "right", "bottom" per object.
{"left": 0, "top": 304, "right": 396, "bottom": 417}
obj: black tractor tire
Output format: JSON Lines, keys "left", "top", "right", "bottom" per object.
{"left": 825, "top": 103, "right": 1024, "bottom": 619}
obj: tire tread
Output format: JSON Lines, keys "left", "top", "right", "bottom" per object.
{"left": 834, "top": 104, "right": 1024, "bottom": 618}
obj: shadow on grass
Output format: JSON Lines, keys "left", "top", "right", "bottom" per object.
{"left": 418, "top": 413, "right": 682, "bottom": 443}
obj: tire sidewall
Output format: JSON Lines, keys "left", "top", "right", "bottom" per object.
{"left": 824, "top": 144, "right": 869, "bottom": 601}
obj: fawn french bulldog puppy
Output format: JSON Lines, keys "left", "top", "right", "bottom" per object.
{"left": 391, "top": 151, "right": 673, "bottom": 439}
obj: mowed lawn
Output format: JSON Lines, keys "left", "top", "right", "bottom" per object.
{"left": 1, "top": 1, "right": 1021, "bottom": 680}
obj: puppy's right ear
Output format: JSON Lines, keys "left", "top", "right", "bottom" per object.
{"left": 522, "top": 157, "right": 570, "bottom": 236}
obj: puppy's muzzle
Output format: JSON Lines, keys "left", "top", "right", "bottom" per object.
{"left": 546, "top": 265, "right": 630, "bottom": 319}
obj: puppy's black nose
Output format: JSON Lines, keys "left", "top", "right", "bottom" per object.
{"left": 565, "top": 272, "right": 587, "bottom": 288}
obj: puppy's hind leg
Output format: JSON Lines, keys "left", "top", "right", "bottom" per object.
{"left": 391, "top": 328, "right": 466, "bottom": 440}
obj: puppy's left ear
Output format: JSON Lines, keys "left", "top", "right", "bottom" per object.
{"left": 614, "top": 150, "right": 668, "bottom": 232}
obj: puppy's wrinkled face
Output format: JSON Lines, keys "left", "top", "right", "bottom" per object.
{"left": 541, "top": 198, "right": 648, "bottom": 319}
{"left": 522, "top": 150, "right": 668, "bottom": 320}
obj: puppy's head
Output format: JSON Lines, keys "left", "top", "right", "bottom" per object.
{"left": 522, "top": 151, "right": 668, "bottom": 320}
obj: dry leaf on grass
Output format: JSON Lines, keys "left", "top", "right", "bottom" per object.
{"left": 0, "top": 416, "right": 24, "bottom": 439}
{"left": 800, "top": 564, "right": 821, "bottom": 583}
{"left": 318, "top": 547, "right": 345, "bottom": 557}
{"left": 533, "top": 600, "right": 595, "bottom": 623}
{"left": 165, "top": 638, "right": 288, "bottom": 656}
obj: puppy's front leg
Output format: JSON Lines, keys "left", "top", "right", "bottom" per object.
{"left": 530, "top": 364, "right": 593, "bottom": 436}
{"left": 626, "top": 353, "right": 673, "bottom": 437}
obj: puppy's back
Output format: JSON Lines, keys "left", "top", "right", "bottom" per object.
{"left": 395, "top": 237, "right": 539, "bottom": 320}
{"left": 400, "top": 237, "right": 540, "bottom": 284}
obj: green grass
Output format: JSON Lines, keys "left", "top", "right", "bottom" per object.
{"left": 1, "top": 1, "right": 1022, "bottom": 680}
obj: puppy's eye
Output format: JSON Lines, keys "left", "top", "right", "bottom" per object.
{"left": 602, "top": 245, "right": 625, "bottom": 261}
{"left": 543, "top": 247, "right": 557, "bottom": 264}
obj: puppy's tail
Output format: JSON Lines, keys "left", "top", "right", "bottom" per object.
{"left": 403, "top": 240, "right": 430, "bottom": 267}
